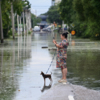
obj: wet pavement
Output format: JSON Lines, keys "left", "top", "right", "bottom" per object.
{"left": 0, "top": 32, "right": 100, "bottom": 100}
{"left": 40, "top": 83, "right": 100, "bottom": 100}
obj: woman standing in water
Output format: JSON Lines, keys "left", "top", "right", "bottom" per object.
{"left": 53, "top": 32, "right": 69, "bottom": 83}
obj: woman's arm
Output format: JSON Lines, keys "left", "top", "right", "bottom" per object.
{"left": 53, "top": 39, "right": 57, "bottom": 44}
{"left": 53, "top": 39, "right": 63, "bottom": 48}
{"left": 55, "top": 44, "right": 63, "bottom": 48}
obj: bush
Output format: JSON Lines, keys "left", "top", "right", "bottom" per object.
{"left": 28, "top": 31, "right": 32, "bottom": 34}
{"left": 8, "top": 29, "right": 12, "bottom": 37}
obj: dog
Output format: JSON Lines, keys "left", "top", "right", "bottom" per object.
{"left": 40, "top": 71, "right": 52, "bottom": 84}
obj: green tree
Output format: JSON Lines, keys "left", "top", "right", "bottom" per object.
{"left": 1, "top": 0, "right": 12, "bottom": 38}
{"left": 59, "top": 0, "right": 74, "bottom": 25}
{"left": 45, "top": 5, "right": 62, "bottom": 24}
{"left": 59, "top": 0, "right": 100, "bottom": 39}
{"left": 31, "top": 14, "right": 41, "bottom": 28}
{"left": 74, "top": 0, "right": 100, "bottom": 39}
{"left": 1, "top": 0, "right": 31, "bottom": 38}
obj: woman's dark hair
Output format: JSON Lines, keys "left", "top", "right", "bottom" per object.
{"left": 61, "top": 32, "right": 68, "bottom": 39}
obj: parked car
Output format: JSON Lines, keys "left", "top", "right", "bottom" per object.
{"left": 42, "top": 28, "right": 51, "bottom": 32}
{"left": 33, "top": 26, "right": 40, "bottom": 32}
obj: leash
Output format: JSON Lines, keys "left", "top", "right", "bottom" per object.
{"left": 46, "top": 36, "right": 56, "bottom": 74}
{"left": 46, "top": 31, "right": 57, "bottom": 74}
{"left": 46, "top": 50, "right": 56, "bottom": 74}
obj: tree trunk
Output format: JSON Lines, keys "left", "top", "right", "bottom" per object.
{"left": 0, "top": 1, "right": 4, "bottom": 43}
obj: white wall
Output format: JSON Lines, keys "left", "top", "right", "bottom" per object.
{"left": 55, "top": 0, "right": 61, "bottom": 4}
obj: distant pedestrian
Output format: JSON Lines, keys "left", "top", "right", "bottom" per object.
{"left": 53, "top": 32, "right": 69, "bottom": 83}
{"left": 58, "top": 25, "right": 61, "bottom": 33}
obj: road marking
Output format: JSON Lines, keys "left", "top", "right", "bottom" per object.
{"left": 68, "top": 95, "right": 75, "bottom": 100}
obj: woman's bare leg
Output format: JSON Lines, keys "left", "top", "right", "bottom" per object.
{"left": 58, "top": 68, "right": 67, "bottom": 82}
{"left": 62, "top": 68, "right": 67, "bottom": 80}
{"left": 61, "top": 68, "right": 63, "bottom": 79}
{"left": 58, "top": 68, "right": 64, "bottom": 82}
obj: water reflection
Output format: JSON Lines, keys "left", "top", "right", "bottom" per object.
{"left": 0, "top": 46, "right": 3, "bottom": 92}
{"left": 0, "top": 35, "right": 32, "bottom": 100}
{"left": 67, "top": 50, "right": 100, "bottom": 90}
{"left": 41, "top": 83, "right": 52, "bottom": 92}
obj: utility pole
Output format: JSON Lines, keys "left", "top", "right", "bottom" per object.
{"left": 25, "top": 10, "right": 28, "bottom": 34}
{"left": 19, "top": 16, "right": 22, "bottom": 35}
{"left": 17, "top": 15, "right": 19, "bottom": 35}
{"left": 35, "top": 10, "right": 37, "bottom": 17}
{"left": 11, "top": 2, "right": 15, "bottom": 39}
{"left": 33, "top": 19, "right": 34, "bottom": 28}
{"left": 27, "top": 12, "right": 29, "bottom": 32}
{"left": 0, "top": 0, "right": 4, "bottom": 43}
{"left": 62, "top": 21, "right": 64, "bottom": 32}
{"left": 29, "top": 10, "right": 32, "bottom": 29}
{"left": 23, "top": 11, "right": 25, "bottom": 34}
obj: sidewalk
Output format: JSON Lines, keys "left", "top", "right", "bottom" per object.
{"left": 40, "top": 82, "right": 100, "bottom": 100}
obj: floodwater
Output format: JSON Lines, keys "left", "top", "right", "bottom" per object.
{"left": 0, "top": 32, "right": 100, "bottom": 100}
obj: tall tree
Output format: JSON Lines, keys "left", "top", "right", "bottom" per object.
{"left": 59, "top": 0, "right": 74, "bottom": 25}
{"left": 45, "top": 5, "right": 62, "bottom": 24}
{"left": 59, "top": 0, "right": 100, "bottom": 39}
{"left": 1, "top": 0, "right": 30, "bottom": 38}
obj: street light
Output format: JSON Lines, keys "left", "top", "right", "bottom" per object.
{"left": 0, "top": 0, "right": 4, "bottom": 43}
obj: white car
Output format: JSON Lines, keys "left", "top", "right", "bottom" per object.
{"left": 33, "top": 26, "right": 40, "bottom": 32}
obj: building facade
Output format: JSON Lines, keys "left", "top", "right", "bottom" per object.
{"left": 52, "top": 0, "right": 61, "bottom": 6}
{"left": 37, "top": 15, "right": 49, "bottom": 29}
{"left": 55, "top": 0, "right": 61, "bottom": 4}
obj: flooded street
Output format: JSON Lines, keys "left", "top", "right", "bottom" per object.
{"left": 0, "top": 32, "right": 100, "bottom": 100}
{"left": 67, "top": 39, "right": 100, "bottom": 91}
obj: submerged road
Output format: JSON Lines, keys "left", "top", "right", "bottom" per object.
{"left": 0, "top": 32, "right": 58, "bottom": 100}
{"left": 0, "top": 32, "right": 100, "bottom": 100}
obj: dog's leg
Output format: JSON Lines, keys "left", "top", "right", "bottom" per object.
{"left": 51, "top": 78, "right": 52, "bottom": 81}
{"left": 49, "top": 77, "right": 52, "bottom": 81}
{"left": 44, "top": 78, "right": 45, "bottom": 85}
{"left": 49, "top": 77, "right": 52, "bottom": 85}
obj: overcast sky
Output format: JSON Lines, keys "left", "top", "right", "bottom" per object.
{"left": 28, "top": 0, "right": 51, "bottom": 16}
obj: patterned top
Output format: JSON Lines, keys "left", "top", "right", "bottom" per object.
{"left": 56, "top": 39, "right": 69, "bottom": 68}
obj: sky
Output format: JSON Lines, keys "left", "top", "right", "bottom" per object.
{"left": 28, "top": 0, "right": 52, "bottom": 16}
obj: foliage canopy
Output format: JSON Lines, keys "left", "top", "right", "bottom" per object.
{"left": 44, "top": 5, "right": 62, "bottom": 24}
{"left": 59, "top": 0, "right": 100, "bottom": 39}
{"left": 1, "top": 0, "right": 31, "bottom": 38}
